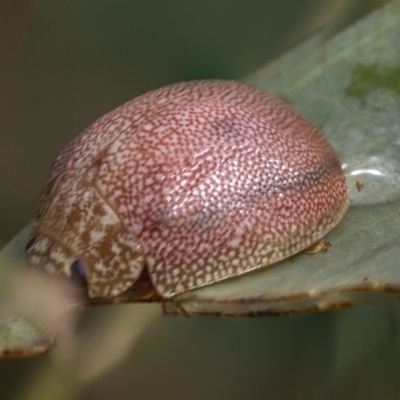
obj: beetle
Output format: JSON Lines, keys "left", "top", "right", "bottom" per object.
{"left": 26, "top": 80, "right": 349, "bottom": 301}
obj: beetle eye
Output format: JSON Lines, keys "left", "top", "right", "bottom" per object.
{"left": 70, "top": 259, "right": 87, "bottom": 287}
{"left": 25, "top": 237, "right": 37, "bottom": 252}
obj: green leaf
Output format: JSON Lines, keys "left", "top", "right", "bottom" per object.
{"left": 1, "top": 3, "right": 400, "bottom": 350}
{"left": 0, "top": 225, "right": 77, "bottom": 357}
{"left": 169, "top": 1, "right": 400, "bottom": 315}
{"left": 0, "top": 225, "right": 55, "bottom": 356}
{"left": 0, "top": 313, "right": 55, "bottom": 357}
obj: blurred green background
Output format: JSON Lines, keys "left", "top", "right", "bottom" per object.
{"left": 0, "top": 0, "right": 386, "bottom": 244}
{"left": 1, "top": 1, "right": 397, "bottom": 400}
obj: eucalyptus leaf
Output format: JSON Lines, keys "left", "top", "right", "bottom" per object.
{"left": 0, "top": 225, "right": 78, "bottom": 356}
{"left": 0, "top": 225, "right": 55, "bottom": 356}
{"left": 1, "top": 2, "right": 399, "bottom": 344}
{"left": 0, "top": 313, "right": 55, "bottom": 357}
{"left": 170, "top": 1, "right": 400, "bottom": 315}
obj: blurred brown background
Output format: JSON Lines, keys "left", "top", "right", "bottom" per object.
{"left": 0, "top": 2, "right": 395, "bottom": 400}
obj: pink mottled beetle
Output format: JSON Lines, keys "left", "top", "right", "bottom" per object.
{"left": 26, "top": 81, "right": 349, "bottom": 300}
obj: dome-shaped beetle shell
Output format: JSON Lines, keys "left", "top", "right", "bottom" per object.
{"left": 27, "top": 81, "right": 349, "bottom": 299}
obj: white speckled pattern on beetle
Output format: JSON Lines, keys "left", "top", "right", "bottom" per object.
{"left": 26, "top": 80, "right": 349, "bottom": 299}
